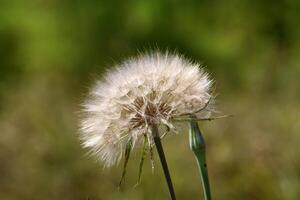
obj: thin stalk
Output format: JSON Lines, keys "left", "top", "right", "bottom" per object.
{"left": 152, "top": 125, "right": 176, "bottom": 200}
{"left": 189, "top": 119, "right": 211, "bottom": 200}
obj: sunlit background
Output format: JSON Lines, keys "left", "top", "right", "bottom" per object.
{"left": 1, "top": 0, "right": 300, "bottom": 199}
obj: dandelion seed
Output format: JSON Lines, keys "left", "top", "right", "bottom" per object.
{"left": 79, "top": 51, "right": 214, "bottom": 167}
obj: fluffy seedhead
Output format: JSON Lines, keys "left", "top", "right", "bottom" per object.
{"left": 80, "top": 52, "right": 214, "bottom": 167}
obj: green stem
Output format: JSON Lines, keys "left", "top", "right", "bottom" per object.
{"left": 189, "top": 119, "right": 212, "bottom": 200}
{"left": 152, "top": 125, "right": 176, "bottom": 200}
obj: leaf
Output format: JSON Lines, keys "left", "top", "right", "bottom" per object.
{"left": 118, "top": 138, "right": 133, "bottom": 188}
{"left": 149, "top": 144, "right": 155, "bottom": 173}
{"left": 135, "top": 135, "right": 148, "bottom": 186}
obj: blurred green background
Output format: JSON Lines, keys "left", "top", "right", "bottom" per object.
{"left": 1, "top": 0, "right": 300, "bottom": 199}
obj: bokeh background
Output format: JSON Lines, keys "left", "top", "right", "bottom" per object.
{"left": 1, "top": 0, "right": 300, "bottom": 199}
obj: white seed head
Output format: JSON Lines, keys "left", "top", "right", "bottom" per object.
{"left": 80, "top": 52, "right": 214, "bottom": 167}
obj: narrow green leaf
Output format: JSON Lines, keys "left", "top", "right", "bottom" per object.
{"left": 118, "top": 138, "right": 133, "bottom": 188}
{"left": 136, "top": 135, "right": 148, "bottom": 186}
{"left": 149, "top": 144, "right": 155, "bottom": 173}
{"left": 173, "top": 114, "right": 232, "bottom": 122}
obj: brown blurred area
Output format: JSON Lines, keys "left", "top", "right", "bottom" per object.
{"left": 0, "top": 0, "right": 300, "bottom": 199}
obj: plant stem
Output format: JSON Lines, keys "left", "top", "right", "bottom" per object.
{"left": 152, "top": 125, "right": 176, "bottom": 200}
{"left": 189, "top": 119, "right": 211, "bottom": 200}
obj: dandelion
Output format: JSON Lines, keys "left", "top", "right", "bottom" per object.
{"left": 79, "top": 51, "right": 217, "bottom": 200}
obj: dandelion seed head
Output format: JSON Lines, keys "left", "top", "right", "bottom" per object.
{"left": 80, "top": 52, "right": 214, "bottom": 167}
